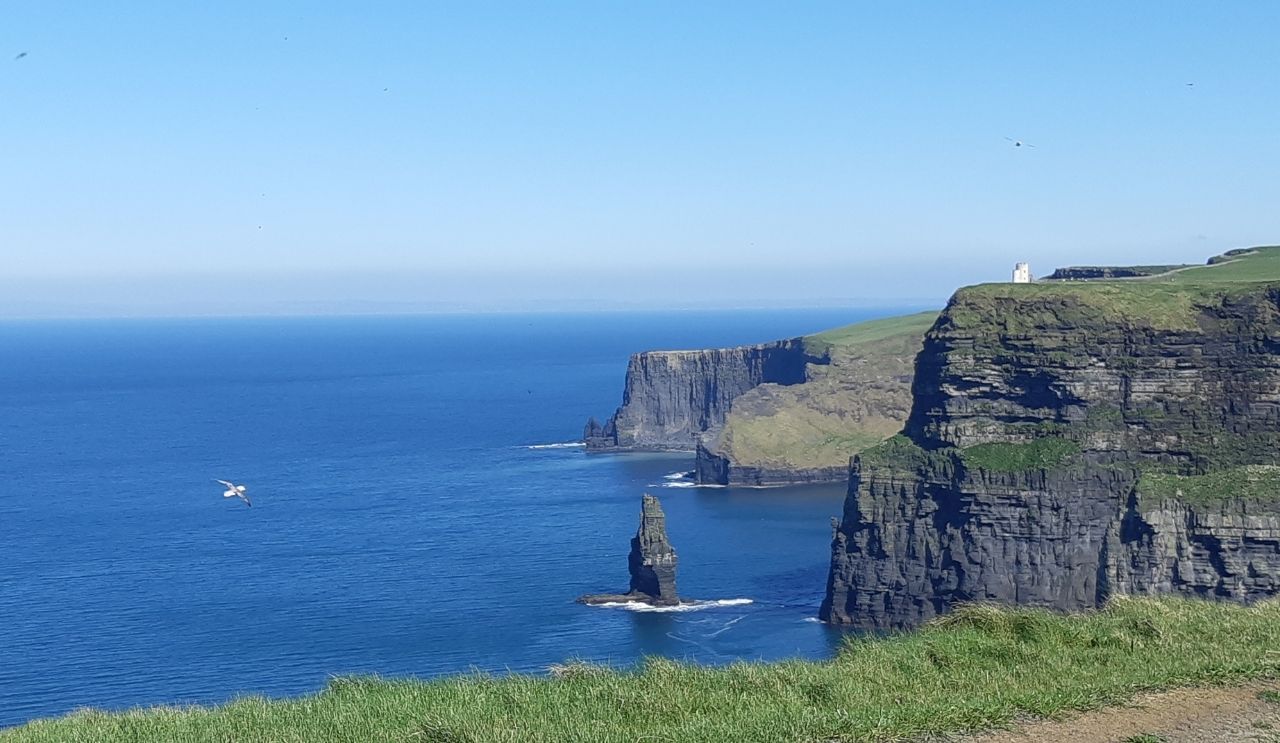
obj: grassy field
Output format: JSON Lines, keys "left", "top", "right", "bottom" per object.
{"left": 949, "top": 246, "right": 1280, "bottom": 333}
{"left": 7, "top": 597, "right": 1279, "bottom": 742}
{"left": 803, "top": 311, "right": 939, "bottom": 355}
{"left": 706, "top": 311, "right": 936, "bottom": 474}
{"left": 1168, "top": 246, "right": 1280, "bottom": 283}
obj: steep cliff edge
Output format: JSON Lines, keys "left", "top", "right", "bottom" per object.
{"left": 584, "top": 339, "right": 823, "bottom": 451}
{"left": 586, "top": 312, "right": 934, "bottom": 486}
{"left": 822, "top": 246, "right": 1280, "bottom": 629}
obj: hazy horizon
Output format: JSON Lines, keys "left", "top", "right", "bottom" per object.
{"left": 4, "top": 3, "right": 1278, "bottom": 317}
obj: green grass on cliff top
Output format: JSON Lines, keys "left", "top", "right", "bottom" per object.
{"left": 7, "top": 598, "right": 1279, "bottom": 743}
{"left": 951, "top": 246, "right": 1280, "bottom": 331}
{"left": 803, "top": 310, "right": 938, "bottom": 354}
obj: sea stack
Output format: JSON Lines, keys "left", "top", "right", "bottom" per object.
{"left": 628, "top": 494, "right": 678, "bottom": 602}
{"left": 579, "top": 494, "right": 680, "bottom": 606}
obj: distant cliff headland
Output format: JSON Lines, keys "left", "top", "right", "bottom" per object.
{"left": 584, "top": 311, "right": 937, "bottom": 485}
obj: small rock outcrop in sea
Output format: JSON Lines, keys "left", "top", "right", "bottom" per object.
{"left": 579, "top": 494, "right": 680, "bottom": 606}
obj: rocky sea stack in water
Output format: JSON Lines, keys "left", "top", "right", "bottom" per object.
{"left": 580, "top": 494, "right": 680, "bottom": 606}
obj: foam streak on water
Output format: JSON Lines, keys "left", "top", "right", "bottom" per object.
{"left": 587, "top": 598, "right": 755, "bottom": 613}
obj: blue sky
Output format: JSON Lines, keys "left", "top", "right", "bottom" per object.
{"left": 2, "top": 2, "right": 1278, "bottom": 315}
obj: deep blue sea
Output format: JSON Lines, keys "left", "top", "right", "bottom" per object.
{"left": 0, "top": 308, "right": 907, "bottom": 727}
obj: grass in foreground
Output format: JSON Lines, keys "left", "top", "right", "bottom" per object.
{"left": 8, "top": 597, "right": 1280, "bottom": 742}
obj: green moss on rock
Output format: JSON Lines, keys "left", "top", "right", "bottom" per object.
{"left": 1137, "top": 465, "right": 1280, "bottom": 504}
{"left": 960, "top": 438, "right": 1082, "bottom": 473}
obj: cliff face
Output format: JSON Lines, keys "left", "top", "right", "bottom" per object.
{"left": 822, "top": 260, "right": 1280, "bottom": 629}
{"left": 694, "top": 312, "right": 934, "bottom": 486}
{"left": 695, "top": 441, "right": 849, "bottom": 486}
{"left": 586, "top": 339, "right": 825, "bottom": 451}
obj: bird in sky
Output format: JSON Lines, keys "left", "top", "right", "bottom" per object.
{"left": 215, "top": 479, "right": 252, "bottom": 507}
{"left": 1004, "top": 137, "right": 1036, "bottom": 148}
{"left": 13, "top": 52, "right": 27, "bottom": 61}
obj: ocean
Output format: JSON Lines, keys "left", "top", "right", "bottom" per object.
{"left": 0, "top": 308, "right": 907, "bottom": 727}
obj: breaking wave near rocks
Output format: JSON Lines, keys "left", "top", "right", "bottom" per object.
{"left": 587, "top": 598, "right": 753, "bottom": 613}
{"left": 525, "top": 442, "right": 587, "bottom": 450}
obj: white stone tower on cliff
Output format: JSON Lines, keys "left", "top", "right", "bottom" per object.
{"left": 1012, "top": 262, "right": 1032, "bottom": 283}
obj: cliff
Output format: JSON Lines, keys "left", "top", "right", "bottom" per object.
{"left": 822, "top": 246, "right": 1280, "bottom": 629}
{"left": 696, "top": 312, "right": 935, "bottom": 485}
{"left": 586, "top": 312, "right": 934, "bottom": 486}
{"left": 584, "top": 339, "right": 823, "bottom": 451}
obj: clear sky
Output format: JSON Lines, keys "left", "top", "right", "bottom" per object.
{"left": 2, "top": 2, "right": 1278, "bottom": 316}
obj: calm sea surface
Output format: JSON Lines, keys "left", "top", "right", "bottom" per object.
{"left": 0, "top": 308, "right": 910, "bottom": 727}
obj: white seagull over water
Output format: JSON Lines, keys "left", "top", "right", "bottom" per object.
{"left": 215, "top": 479, "right": 251, "bottom": 507}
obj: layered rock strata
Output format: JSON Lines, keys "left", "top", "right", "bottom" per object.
{"left": 580, "top": 494, "right": 680, "bottom": 606}
{"left": 585, "top": 340, "right": 824, "bottom": 451}
{"left": 822, "top": 264, "right": 1280, "bottom": 629}
{"left": 586, "top": 312, "right": 935, "bottom": 486}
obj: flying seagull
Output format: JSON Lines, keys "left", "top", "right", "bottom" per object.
{"left": 1004, "top": 137, "right": 1035, "bottom": 148}
{"left": 215, "top": 479, "right": 252, "bottom": 507}
{"left": 14, "top": 52, "right": 27, "bottom": 61}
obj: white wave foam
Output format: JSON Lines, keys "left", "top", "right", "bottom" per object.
{"left": 801, "top": 617, "right": 823, "bottom": 624}
{"left": 526, "top": 442, "right": 587, "bottom": 449}
{"left": 663, "top": 471, "right": 694, "bottom": 480}
{"left": 589, "top": 598, "right": 753, "bottom": 613}
{"left": 651, "top": 481, "right": 700, "bottom": 488}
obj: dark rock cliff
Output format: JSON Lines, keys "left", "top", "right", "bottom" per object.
{"left": 822, "top": 279, "right": 1280, "bottom": 629}
{"left": 628, "top": 494, "right": 679, "bottom": 602}
{"left": 580, "top": 494, "right": 680, "bottom": 606}
{"left": 694, "top": 441, "right": 849, "bottom": 486}
{"left": 585, "top": 340, "right": 826, "bottom": 451}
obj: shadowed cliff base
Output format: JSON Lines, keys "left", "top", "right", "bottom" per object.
{"left": 823, "top": 246, "right": 1280, "bottom": 630}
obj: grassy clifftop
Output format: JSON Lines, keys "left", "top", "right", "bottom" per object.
{"left": 7, "top": 598, "right": 1279, "bottom": 742}
{"left": 947, "top": 246, "right": 1280, "bottom": 333}
{"left": 704, "top": 312, "right": 936, "bottom": 476}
